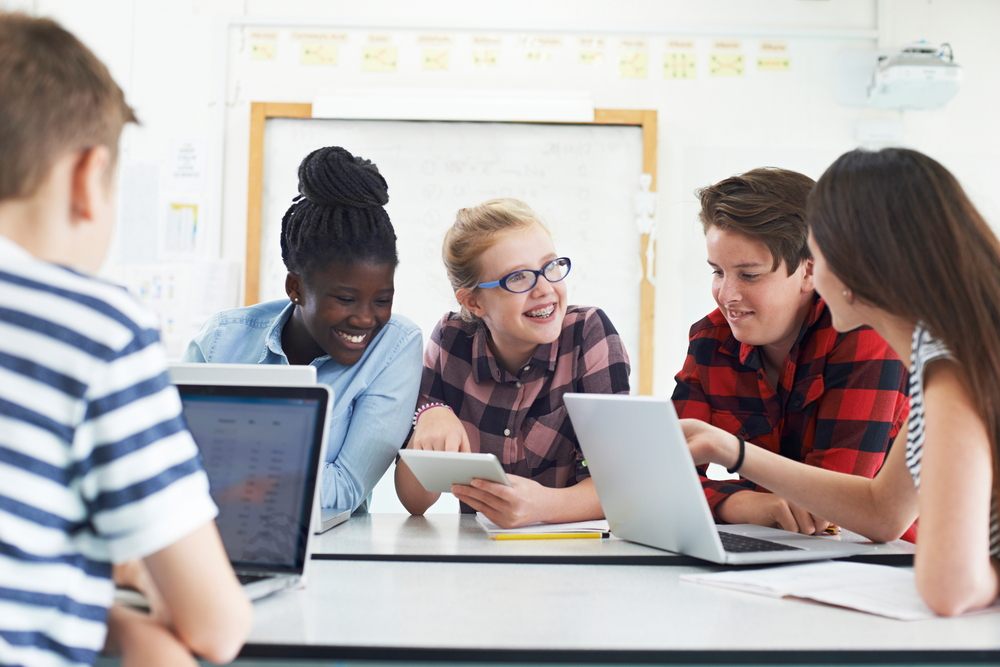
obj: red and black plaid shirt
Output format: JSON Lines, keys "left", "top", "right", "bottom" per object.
{"left": 672, "top": 295, "right": 910, "bottom": 527}
{"left": 418, "top": 306, "right": 630, "bottom": 509}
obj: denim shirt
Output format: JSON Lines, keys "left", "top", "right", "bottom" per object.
{"left": 183, "top": 300, "right": 422, "bottom": 511}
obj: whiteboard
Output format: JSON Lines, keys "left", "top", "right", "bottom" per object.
{"left": 259, "top": 118, "right": 644, "bottom": 380}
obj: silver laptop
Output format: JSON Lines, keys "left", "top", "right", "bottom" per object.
{"left": 177, "top": 383, "right": 331, "bottom": 599}
{"left": 564, "top": 393, "right": 874, "bottom": 565}
{"left": 168, "top": 362, "right": 317, "bottom": 386}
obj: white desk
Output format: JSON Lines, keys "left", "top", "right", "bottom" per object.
{"left": 312, "top": 513, "right": 916, "bottom": 565}
{"left": 99, "top": 515, "right": 995, "bottom": 666}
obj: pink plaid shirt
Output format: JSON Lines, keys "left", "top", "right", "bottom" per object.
{"left": 417, "top": 306, "right": 630, "bottom": 497}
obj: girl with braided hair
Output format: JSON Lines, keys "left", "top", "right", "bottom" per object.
{"left": 184, "top": 146, "right": 422, "bottom": 513}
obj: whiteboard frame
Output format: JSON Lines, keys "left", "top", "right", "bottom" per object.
{"left": 246, "top": 103, "right": 657, "bottom": 394}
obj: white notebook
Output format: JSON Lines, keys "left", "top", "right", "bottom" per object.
{"left": 476, "top": 513, "right": 609, "bottom": 536}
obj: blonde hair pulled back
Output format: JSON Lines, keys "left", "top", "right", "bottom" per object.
{"left": 443, "top": 198, "right": 550, "bottom": 322}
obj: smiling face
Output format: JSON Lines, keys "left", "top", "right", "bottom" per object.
{"left": 706, "top": 225, "right": 814, "bottom": 358}
{"left": 285, "top": 261, "right": 394, "bottom": 367}
{"left": 459, "top": 223, "right": 567, "bottom": 371}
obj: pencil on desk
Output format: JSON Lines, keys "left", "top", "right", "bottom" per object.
{"left": 490, "top": 533, "right": 605, "bottom": 540}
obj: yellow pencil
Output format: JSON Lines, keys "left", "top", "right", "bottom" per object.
{"left": 490, "top": 532, "right": 605, "bottom": 540}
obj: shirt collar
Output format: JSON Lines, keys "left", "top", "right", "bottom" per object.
{"left": 0, "top": 235, "right": 32, "bottom": 262}
{"left": 262, "top": 301, "right": 332, "bottom": 366}
{"left": 471, "top": 322, "right": 558, "bottom": 384}
{"left": 736, "top": 294, "right": 826, "bottom": 367}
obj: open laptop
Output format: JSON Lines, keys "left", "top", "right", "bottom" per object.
{"left": 177, "top": 383, "right": 331, "bottom": 599}
{"left": 168, "top": 361, "right": 318, "bottom": 386}
{"left": 563, "top": 393, "right": 875, "bottom": 565}
{"left": 168, "top": 363, "right": 351, "bottom": 533}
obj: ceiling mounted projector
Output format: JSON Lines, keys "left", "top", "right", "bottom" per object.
{"left": 867, "top": 42, "right": 962, "bottom": 110}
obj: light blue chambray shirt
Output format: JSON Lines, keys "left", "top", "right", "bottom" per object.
{"left": 182, "top": 300, "right": 422, "bottom": 512}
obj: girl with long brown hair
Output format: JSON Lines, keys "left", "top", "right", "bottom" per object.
{"left": 683, "top": 147, "right": 999, "bottom": 616}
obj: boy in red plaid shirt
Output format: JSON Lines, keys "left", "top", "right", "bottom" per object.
{"left": 672, "top": 168, "right": 913, "bottom": 539}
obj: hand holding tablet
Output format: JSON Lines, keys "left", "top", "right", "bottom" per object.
{"left": 398, "top": 449, "right": 511, "bottom": 494}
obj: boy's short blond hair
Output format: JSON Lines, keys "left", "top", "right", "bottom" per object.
{"left": 0, "top": 12, "right": 137, "bottom": 200}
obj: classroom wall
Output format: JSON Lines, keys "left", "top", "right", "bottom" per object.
{"left": 5, "top": 0, "right": 1000, "bottom": 510}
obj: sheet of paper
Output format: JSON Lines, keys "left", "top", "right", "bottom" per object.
{"left": 681, "top": 561, "right": 1000, "bottom": 620}
{"left": 476, "top": 513, "right": 609, "bottom": 535}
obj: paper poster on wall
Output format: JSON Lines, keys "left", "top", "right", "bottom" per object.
{"left": 423, "top": 49, "right": 450, "bottom": 70}
{"left": 472, "top": 49, "right": 499, "bottom": 66}
{"left": 124, "top": 260, "right": 240, "bottom": 360}
{"left": 619, "top": 51, "right": 648, "bottom": 78}
{"left": 709, "top": 53, "right": 745, "bottom": 76}
{"left": 664, "top": 53, "right": 696, "bottom": 79}
{"left": 302, "top": 44, "right": 338, "bottom": 65}
{"left": 162, "top": 202, "right": 201, "bottom": 256}
{"left": 758, "top": 57, "right": 791, "bottom": 72}
{"left": 117, "top": 162, "right": 159, "bottom": 265}
{"left": 167, "top": 139, "right": 206, "bottom": 192}
{"left": 124, "top": 265, "right": 184, "bottom": 357}
{"left": 362, "top": 46, "right": 398, "bottom": 72}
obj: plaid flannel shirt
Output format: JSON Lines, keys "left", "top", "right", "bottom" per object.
{"left": 418, "top": 306, "right": 630, "bottom": 504}
{"left": 672, "top": 295, "right": 910, "bottom": 525}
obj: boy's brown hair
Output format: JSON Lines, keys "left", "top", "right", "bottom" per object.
{"left": 0, "top": 12, "right": 137, "bottom": 200}
{"left": 696, "top": 167, "right": 815, "bottom": 275}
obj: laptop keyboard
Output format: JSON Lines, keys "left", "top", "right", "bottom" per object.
{"left": 237, "top": 573, "right": 271, "bottom": 585}
{"left": 720, "top": 531, "right": 803, "bottom": 552}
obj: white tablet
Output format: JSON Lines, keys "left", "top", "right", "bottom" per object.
{"left": 398, "top": 449, "right": 511, "bottom": 493}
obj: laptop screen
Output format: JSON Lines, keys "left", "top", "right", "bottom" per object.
{"left": 176, "top": 384, "right": 327, "bottom": 573}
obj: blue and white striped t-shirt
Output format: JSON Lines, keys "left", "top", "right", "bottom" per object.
{"left": 0, "top": 236, "right": 218, "bottom": 667}
{"left": 906, "top": 323, "right": 1000, "bottom": 558}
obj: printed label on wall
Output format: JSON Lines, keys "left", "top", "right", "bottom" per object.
{"left": 417, "top": 34, "right": 454, "bottom": 46}
{"left": 667, "top": 38, "right": 696, "bottom": 50}
{"left": 579, "top": 36, "right": 606, "bottom": 49}
{"left": 291, "top": 32, "right": 348, "bottom": 43}
{"left": 760, "top": 40, "right": 788, "bottom": 53}
{"left": 712, "top": 39, "right": 741, "bottom": 51}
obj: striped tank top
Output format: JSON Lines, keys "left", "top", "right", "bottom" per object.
{"left": 906, "top": 323, "right": 999, "bottom": 558}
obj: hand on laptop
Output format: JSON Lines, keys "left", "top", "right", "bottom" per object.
{"left": 410, "top": 406, "right": 471, "bottom": 453}
{"left": 718, "top": 491, "right": 831, "bottom": 535}
{"left": 451, "top": 475, "right": 549, "bottom": 529}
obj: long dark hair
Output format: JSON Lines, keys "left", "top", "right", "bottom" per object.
{"left": 808, "top": 147, "right": 1000, "bottom": 507}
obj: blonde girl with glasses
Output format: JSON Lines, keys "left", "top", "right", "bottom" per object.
{"left": 394, "top": 199, "right": 631, "bottom": 527}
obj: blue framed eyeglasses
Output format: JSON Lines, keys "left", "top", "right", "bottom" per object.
{"left": 477, "top": 257, "right": 572, "bottom": 293}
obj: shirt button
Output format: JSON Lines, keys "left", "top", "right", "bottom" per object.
{"left": 757, "top": 372, "right": 763, "bottom": 380}
{"left": 794, "top": 398, "right": 802, "bottom": 407}
{"left": 523, "top": 365, "right": 530, "bottom": 372}
{"left": 739, "top": 427, "right": 747, "bottom": 435}
{"left": 504, "top": 428, "right": 511, "bottom": 436}
{"left": 516, "top": 381, "right": 522, "bottom": 388}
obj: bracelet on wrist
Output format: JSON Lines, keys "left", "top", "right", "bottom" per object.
{"left": 726, "top": 434, "right": 746, "bottom": 475}
{"left": 413, "top": 402, "right": 452, "bottom": 426}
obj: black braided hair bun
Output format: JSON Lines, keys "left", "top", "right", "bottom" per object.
{"left": 297, "top": 146, "right": 389, "bottom": 208}
{"left": 280, "top": 146, "right": 398, "bottom": 274}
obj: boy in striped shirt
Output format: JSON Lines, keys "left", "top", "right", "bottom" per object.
{"left": 0, "top": 12, "right": 251, "bottom": 667}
